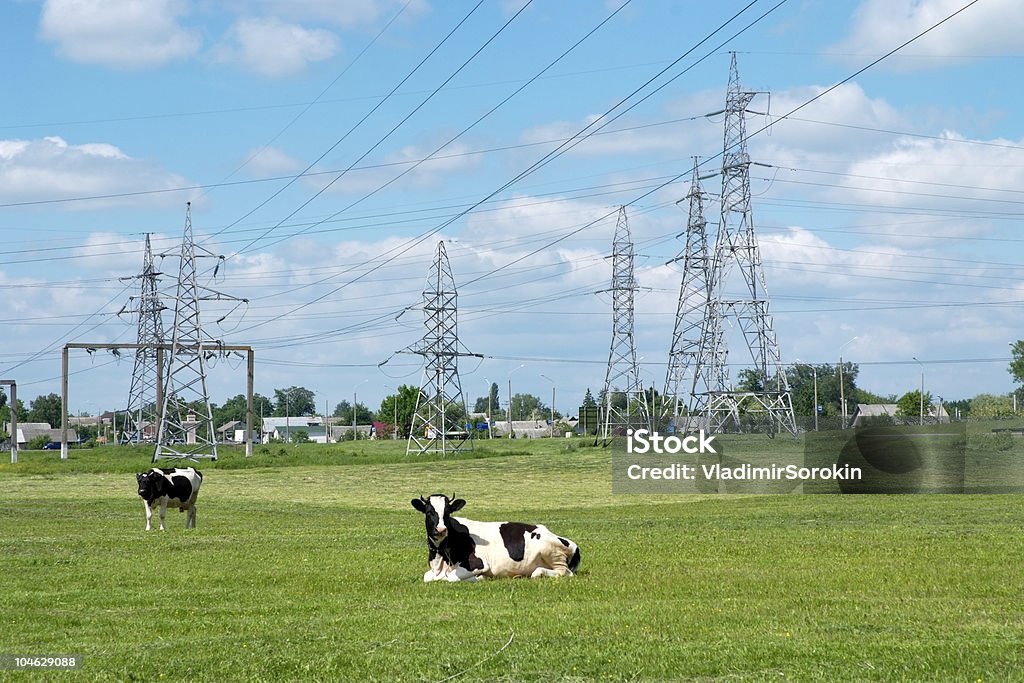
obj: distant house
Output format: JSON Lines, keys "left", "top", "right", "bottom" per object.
{"left": 273, "top": 424, "right": 329, "bottom": 444}
{"left": 261, "top": 416, "right": 321, "bottom": 443}
{"left": 218, "top": 421, "right": 241, "bottom": 442}
{"left": 851, "top": 403, "right": 950, "bottom": 427}
{"left": 491, "top": 420, "right": 553, "bottom": 439}
{"left": 7, "top": 422, "right": 79, "bottom": 447}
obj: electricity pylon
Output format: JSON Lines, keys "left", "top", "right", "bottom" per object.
{"left": 154, "top": 203, "right": 247, "bottom": 462}
{"left": 690, "top": 53, "right": 796, "bottom": 435}
{"left": 405, "top": 241, "right": 481, "bottom": 456}
{"left": 662, "top": 159, "right": 713, "bottom": 432}
{"left": 120, "top": 233, "right": 166, "bottom": 444}
{"left": 598, "top": 206, "right": 648, "bottom": 445}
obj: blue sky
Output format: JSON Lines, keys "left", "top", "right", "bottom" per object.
{"left": 2, "top": 0, "right": 1024, "bottom": 418}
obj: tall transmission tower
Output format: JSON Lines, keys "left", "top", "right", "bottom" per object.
{"left": 120, "top": 233, "right": 166, "bottom": 444}
{"left": 598, "top": 206, "right": 648, "bottom": 445}
{"left": 405, "top": 241, "right": 481, "bottom": 456}
{"left": 662, "top": 159, "right": 714, "bottom": 431}
{"left": 154, "top": 203, "right": 246, "bottom": 462}
{"left": 690, "top": 53, "right": 796, "bottom": 435}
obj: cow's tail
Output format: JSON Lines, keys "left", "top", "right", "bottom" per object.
{"left": 556, "top": 535, "right": 581, "bottom": 574}
{"left": 568, "top": 544, "right": 581, "bottom": 574}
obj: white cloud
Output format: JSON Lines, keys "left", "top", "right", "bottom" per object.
{"left": 519, "top": 114, "right": 700, "bottom": 160}
{"left": 755, "top": 82, "right": 907, "bottom": 161}
{"left": 39, "top": 0, "right": 200, "bottom": 69}
{"left": 307, "top": 140, "right": 482, "bottom": 195}
{"left": 834, "top": 132, "right": 1024, "bottom": 221}
{"left": 239, "top": 146, "right": 305, "bottom": 179}
{"left": 214, "top": 17, "right": 339, "bottom": 77}
{"left": 241, "top": 0, "right": 429, "bottom": 27}
{"left": 832, "top": 0, "right": 1024, "bottom": 70}
{"left": 0, "top": 136, "right": 191, "bottom": 208}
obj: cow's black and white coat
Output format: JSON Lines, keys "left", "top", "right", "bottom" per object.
{"left": 136, "top": 467, "right": 203, "bottom": 531}
{"left": 411, "top": 494, "right": 581, "bottom": 582}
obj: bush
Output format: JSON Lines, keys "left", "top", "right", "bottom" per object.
{"left": 971, "top": 432, "right": 1015, "bottom": 453}
{"left": 28, "top": 434, "right": 52, "bottom": 450}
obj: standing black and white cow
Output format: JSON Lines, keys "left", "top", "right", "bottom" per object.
{"left": 411, "top": 494, "right": 581, "bottom": 582}
{"left": 136, "top": 467, "right": 203, "bottom": 531}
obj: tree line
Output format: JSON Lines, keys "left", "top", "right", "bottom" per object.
{"left": 4, "top": 342, "right": 1024, "bottom": 443}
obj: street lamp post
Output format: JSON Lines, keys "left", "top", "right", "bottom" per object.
{"left": 284, "top": 388, "right": 292, "bottom": 444}
{"left": 812, "top": 365, "right": 818, "bottom": 432}
{"left": 540, "top": 374, "right": 556, "bottom": 438}
{"left": 838, "top": 337, "right": 858, "bottom": 429}
{"left": 484, "top": 379, "right": 493, "bottom": 440}
{"left": 352, "top": 379, "right": 369, "bottom": 440}
{"left": 507, "top": 364, "right": 525, "bottom": 438}
{"left": 383, "top": 384, "right": 398, "bottom": 440}
{"left": 912, "top": 357, "right": 925, "bottom": 426}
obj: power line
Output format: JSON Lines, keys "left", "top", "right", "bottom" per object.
{"left": 205, "top": 0, "right": 495, "bottom": 250}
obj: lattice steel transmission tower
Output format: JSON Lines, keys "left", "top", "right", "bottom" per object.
{"left": 662, "top": 159, "right": 714, "bottom": 432}
{"left": 154, "top": 203, "right": 246, "bottom": 462}
{"left": 405, "top": 241, "right": 481, "bottom": 456}
{"left": 690, "top": 53, "right": 796, "bottom": 435}
{"left": 120, "top": 234, "right": 166, "bottom": 444}
{"left": 598, "top": 206, "right": 648, "bottom": 445}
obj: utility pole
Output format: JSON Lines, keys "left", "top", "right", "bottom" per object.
{"left": 120, "top": 233, "right": 166, "bottom": 445}
{"left": 541, "top": 374, "right": 556, "bottom": 437}
{"left": 663, "top": 158, "right": 711, "bottom": 433}
{"left": 690, "top": 53, "right": 796, "bottom": 436}
{"left": 155, "top": 203, "right": 249, "bottom": 462}
{"left": 401, "top": 241, "right": 481, "bottom": 456}
{"left": 598, "top": 206, "right": 647, "bottom": 445}
{"left": 1, "top": 380, "right": 17, "bottom": 464}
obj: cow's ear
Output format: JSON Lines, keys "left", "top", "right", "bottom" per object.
{"left": 449, "top": 498, "right": 466, "bottom": 513}
{"left": 411, "top": 498, "right": 427, "bottom": 513}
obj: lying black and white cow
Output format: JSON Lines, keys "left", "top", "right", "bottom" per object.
{"left": 136, "top": 467, "right": 203, "bottom": 531}
{"left": 411, "top": 494, "right": 581, "bottom": 582}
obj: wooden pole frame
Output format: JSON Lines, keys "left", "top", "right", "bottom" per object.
{"left": 1, "top": 380, "right": 17, "bottom": 464}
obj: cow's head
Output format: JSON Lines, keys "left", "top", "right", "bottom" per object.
{"left": 411, "top": 494, "right": 465, "bottom": 545}
{"left": 136, "top": 471, "right": 163, "bottom": 500}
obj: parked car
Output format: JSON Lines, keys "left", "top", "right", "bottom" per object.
{"left": 43, "top": 442, "right": 62, "bottom": 450}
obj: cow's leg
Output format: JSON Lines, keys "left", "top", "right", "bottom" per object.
{"left": 446, "top": 564, "right": 484, "bottom": 582}
{"left": 186, "top": 505, "right": 196, "bottom": 529}
{"left": 530, "top": 565, "right": 572, "bottom": 578}
{"left": 159, "top": 499, "right": 168, "bottom": 531}
{"left": 143, "top": 500, "right": 153, "bottom": 531}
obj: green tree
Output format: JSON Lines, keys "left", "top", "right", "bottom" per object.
{"left": 632, "top": 386, "right": 662, "bottom": 419}
{"left": 786, "top": 363, "right": 860, "bottom": 418}
{"left": 944, "top": 398, "right": 970, "bottom": 419}
{"left": 509, "top": 393, "right": 547, "bottom": 421}
{"left": 213, "top": 393, "right": 272, "bottom": 432}
{"left": 896, "top": 390, "right": 933, "bottom": 420}
{"left": 737, "top": 369, "right": 765, "bottom": 393}
{"left": 1009, "top": 341, "right": 1024, "bottom": 401}
{"left": 379, "top": 384, "right": 421, "bottom": 438}
{"left": 27, "top": 393, "right": 62, "bottom": 427}
{"left": 582, "top": 388, "right": 597, "bottom": 409}
{"left": 856, "top": 388, "right": 897, "bottom": 404}
{"left": 473, "top": 382, "right": 501, "bottom": 417}
{"left": 273, "top": 387, "right": 316, "bottom": 417}
{"left": 969, "top": 393, "right": 1014, "bottom": 418}
{"left": 333, "top": 400, "right": 374, "bottom": 424}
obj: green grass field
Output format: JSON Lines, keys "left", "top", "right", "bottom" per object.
{"left": 2, "top": 435, "right": 1023, "bottom": 681}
